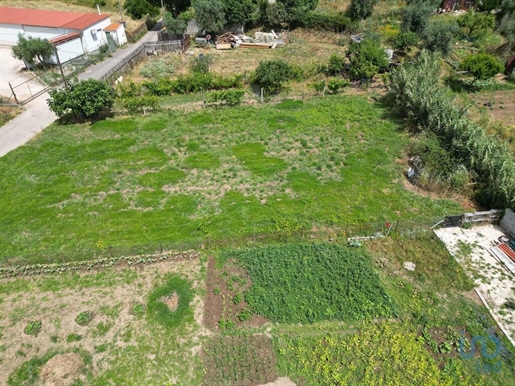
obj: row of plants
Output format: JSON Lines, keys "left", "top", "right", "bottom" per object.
{"left": 0, "top": 250, "right": 199, "bottom": 279}
{"left": 221, "top": 243, "right": 397, "bottom": 323}
{"left": 387, "top": 50, "right": 515, "bottom": 209}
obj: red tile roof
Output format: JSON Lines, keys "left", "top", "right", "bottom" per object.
{"left": 104, "top": 23, "right": 121, "bottom": 32}
{"left": 48, "top": 32, "right": 81, "bottom": 45}
{"left": 0, "top": 7, "right": 109, "bottom": 30}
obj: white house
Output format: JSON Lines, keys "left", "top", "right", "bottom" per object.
{"left": 0, "top": 7, "right": 126, "bottom": 64}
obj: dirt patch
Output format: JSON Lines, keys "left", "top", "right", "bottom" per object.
{"left": 258, "top": 377, "right": 297, "bottom": 386}
{"left": 471, "top": 89, "right": 515, "bottom": 128}
{"left": 40, "top": 352, "right": 85, "bottom": 386}
{"left": 401, "top": 178, "right": 479, "bottom": 212}
{"left": 202, "top": 334, "right": 278, "bottom": 386}
{"left": 161, "top": 292, "right": 179, "bottom": 312}
{"left": 204, "top": 256, "right": 268, "bottom": 330}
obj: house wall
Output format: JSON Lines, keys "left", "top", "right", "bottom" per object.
{"left": 500, "top": 208, "right": 515, "bottom": 237}
{"left": 81, "top": 18, "right": 111, "bottom": 53}
{"left": 0, "top": 23, "right": 24, "bottom": 44}
{"left": 116, "top": 25, "right": 127, "bottom": 45}
{"left": 52, "top": 38, "right": 84, "bottom": 64}
{"left": 22, "top": 25, "right": 73, "bottom": 41}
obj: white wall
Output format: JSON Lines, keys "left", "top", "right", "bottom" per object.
{"left": 500, "top": 208, "right": 515, "bottom": 237}
{"left": 53, "top": 38, "right": 84, "bottom": 64}
{"left": 116, "top": 25, "right": 127, "bottom": 45}
{"left": 0, "top": 23, "right": 26, "bottom": 45}
{"left": 81, "top": 18, "right": 111, "bottom": 53}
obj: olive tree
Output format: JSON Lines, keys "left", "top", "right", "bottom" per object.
{"left": 12, "top": 34, "right": 54, "bottom": 67}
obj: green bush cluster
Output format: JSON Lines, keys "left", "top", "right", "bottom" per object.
{"left": 207, "top": 89, "right": 245, "bottom": 105}
{"left": 223, "top": 243, "right": 397, "bottom": 323}
{"left": 253, "top": 59, "right": 303, "bottom": 93}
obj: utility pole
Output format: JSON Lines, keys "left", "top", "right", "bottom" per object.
{"left": 118, "top": 0, "right": 124, "bottom": 22}
{"left": 54, "top": 46, "right": 68, "bottom": 89}
{"left": 161, "top": 0, "right": 165, "bottom": 21}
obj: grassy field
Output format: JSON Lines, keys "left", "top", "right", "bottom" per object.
{"left": 0, "top": 95, "right": 462, "bottom": 265}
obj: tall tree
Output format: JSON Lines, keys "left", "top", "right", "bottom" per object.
{"left": 422, "top": 19, "right": 459, "bottom": 57}
{"left": 12, "top": 34, "right": 54, "bottom": 67}
{"left": 401, "top": 0, "right": 434, "bottom": 34}
{"left": 348, "top": 0, "right": 378, "bottom": 21}
{"left": 222, "top": 0, "right": 257, "bottom": 28}
{"left": 124, "top": 0, "right": 158, "bottom": 19}
{"left": 192, "top": 0, "right": 226, "bottom": 32}
{"left": 148, "top": 0, "right": 191, "bottom": 17}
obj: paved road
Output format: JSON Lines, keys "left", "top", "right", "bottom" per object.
{"left": 0, "top": 28, "right": 159, "bottom": 157}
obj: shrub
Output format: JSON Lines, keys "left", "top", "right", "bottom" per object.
{"left": 207, "top": 89, "right": 245, "bottom": 105}
{"left": 324, "top": 54, "right": 346, "bottom": 76}
{"left": 163, "top": 12, "right": 187, "bottom": 34}
{"left": 311, "top": 80, "right": 326, "bottom": 94}
{"left": 125, "top": 0, "right": 158, "bottom": 19}
{"left": 24, "top": 321, "right": 42, "bottom": 336}
{"left": 401, "top": 0, "right": 433, "bottom": 34}
{"left": 349, "top": 0, "right": 378, "bottom": 21}
{"left": 327, "top": 78, "right": 349, "bottom": 94}
{"left": 347, "top": 40, "right": 388, "bottom": 82}
{"left": 75, "top": 311, "right": 92, "bottom": 325}
{"left": 457, "top": 11, "right": 495, "bottom": 36}
{"left": 253, "top": 59, "right": 299, "bottom": 93}
{"left": 147, "top": 274, "right": 194, "bottom": 328}
{"left": 172, "top": 74, "right": 212, "bottom": 93}
{"left": 121, "top": 96, "right": 159, "bottom": 114}
{"left": 142, "top": 78, "right": 174, "bottom": 96}
{"left": 210, "top": 74, "right": 243, "bottom": 90}
{"left": 422, "top": 19, "right": 459, "bottom": 57}
{"left": 47, "top": 79, "right": 114, "bottom": 121}
{"left": 393, "top": 31, "right": 420, "bottom": 52}
{"left": 299, "top": 12, "right": 350, "bottom": 32}
{"left": 190, "top": 54, "right": 213, "bottom": 75}
{"left": 460, "top": 53, "right": 504, "bottom": 82}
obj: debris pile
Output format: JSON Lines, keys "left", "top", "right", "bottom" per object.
{"left": 215, "top": 30, "right": 286, "bottom": 50}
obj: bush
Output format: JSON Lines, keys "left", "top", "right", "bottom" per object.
{"left": 299, "top": 12, "right": 350, "bottom": 32}
{"left": 327, "top": 78, "right": 349, "bottom": 94}
{"left": 190, "top": 54, "right": 213, "bottom": 75}
{"left": 121, "top": 96, "right": 159, "bottom": 114}
{"left": 324, "top": 54, "right": 346, "bottom": 76}
{"left": 253, "top": 59, "right": 299, "bottom": 93}
{"left": 47, "top": 79, "right": 114, "bottom": 121}
{"left": 207, "top": 89, "right": 245, "bottom": 105}
{"left": 401, "top": 0, "right": 433, "bottom": 34}
{"left": 457, "top": 11, "right": 495, "bottom": 36}
{"left": 147, "top": 274, "right": 194, "bottom": 328}
{"left": 172, "top": 74, "right": 212, "bottom": 93}
{"left": 311, "top": 80, "right": 326, "bottom": 94}
{"left": 142, "top": 78, "right": 174, "bottom": 96}
{"left": 24, "top": 321, "right": 42, "bottom": 336}
{"left": 393, "top": 31, "right": 420, "bottom": 52}
{"left": 422, "top": 19, "right": 459, "bottom": 57}
{"left": 210, "top": 74, "right": 243, "bottom": 90}
{"left": 347, "top": 40, "right": 389, "bottom": 82}
{"left": 163, "top": 12, "right": 187, "bottom": 34}
{"left": 75, "top": 311, "right": 92, "bottom": 325}
{"left": 349, "top": 0, "right": 378, "bottom": 21}
{"left": 125, "top": 0, "right": 158, "bottom": 19}
{"left": 460, "top": 53, "right": 504, "bottom": 82}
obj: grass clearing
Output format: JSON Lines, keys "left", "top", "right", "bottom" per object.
{"left": 0, "top": 95, "right": 462, "bottom": 265}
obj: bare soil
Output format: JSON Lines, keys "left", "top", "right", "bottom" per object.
{"left": 40, "top": 352, "right": 85, "bottom": 386}
{"left": 204, "top": 256, "right": 268, "bottom": 331}
{"left": 0, "top": 257, "right": 203, "bottom": 385}
{"left": 471, "top": 89, "right": 515, "bottom": 128}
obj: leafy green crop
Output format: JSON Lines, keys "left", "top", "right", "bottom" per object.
{"left": 223, "top": 243, "right": 397, "bottom": 323}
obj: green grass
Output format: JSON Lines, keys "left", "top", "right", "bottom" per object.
{"left": 146, "top": 274, "right": 194, "bottom": 328}
{"left": 223, "top": 243, "right": 396, "bottom": 323}
{"left": 0, "top": 96, "right": 462, "bottom": 265}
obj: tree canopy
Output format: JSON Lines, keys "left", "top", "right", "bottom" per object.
{"left": 460, "top": 53, "right": 504, "bottom": 82}
{"left": 12, "top": 34, "right": 54, "bottom": 67}
{"left": 192, "top": 0, "right": 226, "bottom": 32}
{"left": 47, "top": 79, "right": 114, "bottom": 121}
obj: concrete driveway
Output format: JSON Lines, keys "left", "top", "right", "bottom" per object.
{"left": 0, "top": 45, "right": 47, "bottom": 102}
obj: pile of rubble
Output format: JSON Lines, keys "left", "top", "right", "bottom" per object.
{"left": 214, "top": 30, "right": 287, "bottom": 50}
